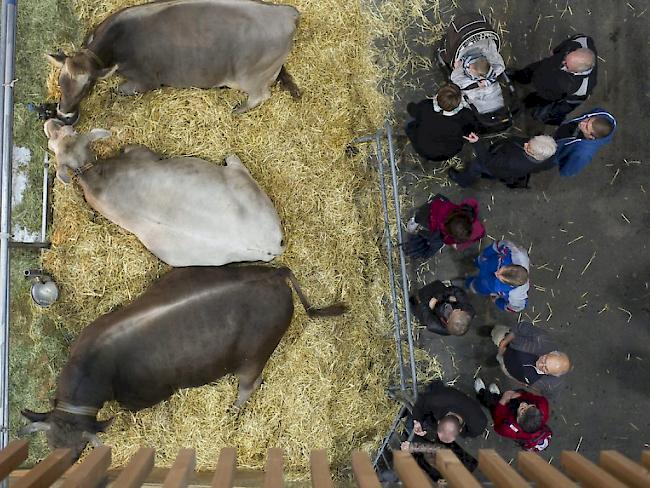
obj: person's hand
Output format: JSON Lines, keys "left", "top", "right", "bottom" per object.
{"left": 498, "top": 340, "right": 508, "bottom": 356}
{"left": 413, "top": 420, "right": 427, "bottom": 436}
{"left": 478, "top": 80, "right": 488, "bottom": 88}
{"left": 454, "top": 59, "right": 462, "bottom": 69}
{"left": 451, "top": 243, "right": 458, "bottom": 250}
{"left": 490, "top": 294, "right": 499, "bottom": 303}
{"left": 428, "top": 298, "right": 438, "bottom": 309}
{"left": 500, "top": 390, "right": 521, "bottom": 404}
{"left": 463, "top": 132, "right": 479, "bottom": 143}
{"left": 400, "top": 441, "right": 410, "bottom": 451}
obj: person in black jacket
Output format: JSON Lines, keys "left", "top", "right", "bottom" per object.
{"left": 405, "top": 83, "right": 479, "bottom": 162}
{"left": 449, "top": 135, "right": 557, "bottom": 188}
{"left": 399, "top": 380, "right": 487, "bottom": 481}
{"left": 509, "top": 35, "right": 597, "bottom": 125}
{"left": 410, "top": 280, "right": 475, "bottom": 336}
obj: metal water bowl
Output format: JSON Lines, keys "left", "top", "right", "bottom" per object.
{"left": 24, "top": 270, "right": 59, "bottom": 307}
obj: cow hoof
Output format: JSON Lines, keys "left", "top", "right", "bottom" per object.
{"left": 232, "top": 103, "right": 249, "bottom": 115}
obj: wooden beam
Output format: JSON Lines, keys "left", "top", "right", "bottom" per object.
{"left": 61, "top": 446, "right": 111, "bottom": 488}
{"left": 211, "top": 447, "right": 237, "bottom": 488}
{"left": 641, "top": 451, "right": 650, "bottom": 469}
{"left": 112, "top": 447, "right": 155, "bottom": 488}
{"left": 561, "top": 451, "right": 626, "bottom": 488}
{"left": 0, "top": 439, "right": 29, "bottom": 481}
{"left": 478, "top": 449, "right": 527, "bottom": 488}
{"left": 262, "top": 448, "right": 283, "bottom": 488}
{"left": 351, "top": 451, "right": 381, "bottom": 488}
{"left": 14, "top": 448, "right": 73, "bottom": 488}
{"left": 163, "top": 448, "right": 196, "bottom": 488}
{"left": 517, "top": 452, "right": 576, "bottom": 488}
{"left": 393, "top": 451, "right": 433, "bottom": 488}
{"left": 435, "top": 449, "right": 481, "bottom": 488}
{"left": 309, "top": 450, "right": 334, "bottom": 488}
{"left": 600, "top": 450, "right": 650, "bottom": 488}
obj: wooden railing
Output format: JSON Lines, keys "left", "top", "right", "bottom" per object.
{"left": 2, "top": 439, "right": 650, "bottom": 487}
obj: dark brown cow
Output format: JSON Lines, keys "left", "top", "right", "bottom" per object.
{"left": 20, "top": 265, "right": 345, "bottom": 460}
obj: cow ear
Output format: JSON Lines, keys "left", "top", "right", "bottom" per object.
{"left": 87, "top": 128, "right": 111, "bottom": 141}
{"left": 21, "top": 409, "right": 50, "bottom": 422}
{"left": 56, "top": 165, "right": 72, "bottom": 184}
{"left": 94, "top": 417, "right": 114, "bottom": 433}
{"left": 46, "top": 52, "right": 67, "bottom": 68}
{"left": 96, "top": 64, "right": 118, "bottom": 80}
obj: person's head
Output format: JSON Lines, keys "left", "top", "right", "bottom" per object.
{"left": 447, "top": 310, "right": 472, "bottom": 336}
{"left": 563, "top": 48, "right": 596, "bottom": 73}
{"left": 470, "top": 57, "right": 491, "bottom": 76}
{"left": 495, "top": 265, "right": 529, "bottom": 286}
{"left": 444, "top": 209, "right": 473, "bottom": 243}
{"left": 436, "top": 414, "right": 462, "bottom": 444}
{"left": 436, "top": 83, "right": 462, "bottom": 112}
{"left": 536, "top": 351, "right": 571, "bottom": 376}
{"left": 517, "top": 403, "right": 543, "bottom": 433}
{"left": 578, "top": 116, "right": 614, "bottom": 140}
{"left": 524, "top": 135, "right": 557, "bottom": 161}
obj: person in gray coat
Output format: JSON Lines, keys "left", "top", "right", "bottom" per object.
{"left": 491, "top": 322, "right": 571, "bottom": 398}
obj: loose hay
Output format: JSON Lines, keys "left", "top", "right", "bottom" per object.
{"left": 36, "top": 0, "right": 443, "bottom": 480}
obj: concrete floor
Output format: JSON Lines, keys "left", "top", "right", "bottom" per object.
{"left": 392, "top": 0, "right": 650, "bottom": 470}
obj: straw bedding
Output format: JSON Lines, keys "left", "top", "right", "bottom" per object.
{"left": 38, "top": 0, "right": 443, "bottom": 478}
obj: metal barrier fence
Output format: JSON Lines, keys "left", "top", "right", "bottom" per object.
{"left": 353, "top": 122, "right": 418, "bottom": 472}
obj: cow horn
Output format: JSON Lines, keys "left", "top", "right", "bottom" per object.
{"left": 18, "top": 422, "right": 51, "bottom": 436}
{"left": 82, "top": 431, "right": 104, "bottom": 448}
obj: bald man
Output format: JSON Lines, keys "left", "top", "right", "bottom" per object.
{"left": 509, "top": 35, "right": 598, "bottom": 125}
{"left": 490, "top": 322, "right": 570, "bottom": 398}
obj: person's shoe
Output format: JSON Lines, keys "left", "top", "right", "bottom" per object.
{"left": 474, "top": 377, "right": 486, "bottom": 393}
{"left": 448, "top": 168, "right": 464, "bottom": 186}
{"left": 489, "top": 383, "right": 501, "bottom": 395}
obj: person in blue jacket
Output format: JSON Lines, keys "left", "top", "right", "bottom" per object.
{"left": 554, "top": 108, "right": 616, "bottom": 176}
{"left": 465, "top": 240, "right": 530, "bottom": 313}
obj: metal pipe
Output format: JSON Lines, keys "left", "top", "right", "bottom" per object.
{"left": 373, "top": 131, "right": 406, "bottom": 392}
{"left": 0, "top": 0, "right": 18, "bottom": 451}
{"left": 384, "top": 121, "right": 418, "bottom": 404}
{"left": 40, "top": 154, "right": 49, "bottom": 243}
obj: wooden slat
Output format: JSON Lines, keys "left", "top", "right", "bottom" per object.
{"left": 262, "top": 448, "right": 283, "bottom": 488}
{"left": 0, "top": 439, "right": 29, "bottom": 481}
{"left": 61, "top": 446, "right": 111, "bottom": 488}
{"left": 211, "top": 448, "right": 237, "bottom": 488}
{"left": 478, "top": 449, "right": 527, "bottom": 488}
{"left": 561, "top": 451, "right": 626, "bottom": 488}
{"left": 518, "top": 452, "right": 576, "bottom": 488}
{"left": 163, "top": 448, "right": 195, "bottom": 488}
{"left": 112, "top": 447, "right": 155, "bottom": 488}
{"left": 642, "top": 451, "right": 650, "bottom": 469}
{"left": 392, "top": 450, "right": 433, "bottom": 488}
{"left": 435, "top": 449, "right": 481, "bottom": 488}
{"left": 309, "top": 450, "right": 333, "bottom": 488}
{"left": 600, "top": 450, "right": 650, "bottom": 488}
{"left": 351, "top": 451, "right": 380, "bottom": 488}
{"left": 14, "top": 448, "right": 73, "bottom": 488}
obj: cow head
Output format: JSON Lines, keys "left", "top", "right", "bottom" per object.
{"left": 46, "top": 51, "right": 118, "bottom": 124}
{"left": 19, "top": 409, "right": 113, "bottom": 461}
{"left": 44, "top": 119, "right": 111, "bottom": 184}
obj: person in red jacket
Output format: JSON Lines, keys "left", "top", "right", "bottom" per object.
{"left": 405, "top": 194, "right": 486, "bottom": 258}
{"left": 474, "top": 378, "right": 552, "bottom": 451}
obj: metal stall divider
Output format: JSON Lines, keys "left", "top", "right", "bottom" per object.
{"left": 353, "top": 121, "right": 418, "bottom": 473}
{"left": 0, "top": 0, "right": 18, "bottom": 457}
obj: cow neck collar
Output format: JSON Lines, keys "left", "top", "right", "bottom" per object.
{"left": 55, "top": 401, "right": 99, "bottom": 417}
{"left": 73, "top": 162, "right": 94, "bottom": 178}
{"left": 81, "top": 48, "right": 105, "bottom": 70}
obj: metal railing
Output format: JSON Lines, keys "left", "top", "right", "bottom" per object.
{"left": 353, "top": 121, "right": 418, "bottom": 472}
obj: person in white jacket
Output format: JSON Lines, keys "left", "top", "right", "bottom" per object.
{"left": 451, "top": 39, "right": 506, "bottom": 114}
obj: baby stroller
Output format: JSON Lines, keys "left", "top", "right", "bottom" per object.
{"left": 436, "top": 12, "right": 518, "bottom": 135}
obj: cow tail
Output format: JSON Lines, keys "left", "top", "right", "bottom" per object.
{"left": 282, "top": 268, "right": 347, "bottom": 317}
{"left": 277, "top": 66, "right": 302, "bottom": 100}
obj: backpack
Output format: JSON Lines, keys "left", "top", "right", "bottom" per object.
{"left": 518, "top": 425, "right": 553, "bottom": 452}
